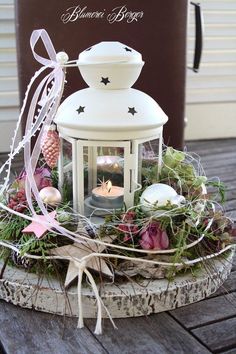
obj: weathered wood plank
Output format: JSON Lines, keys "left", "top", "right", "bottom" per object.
{"left": 186, "top": 141, "right": 236, "bottom": 189}
{"left": 202, "top": 161, "right": 236, "bottom": 174}
{"left": 185, "top": 147, "right": 236, "bottom": 162}
{"left": 224, "top": 199, "right": 236, "bottom": 212}
{"left": 197, "top": 153, "right": 236, "bottom": 167}
{"left": 203, "top": 162, "right": 236, "bottom": 176}
{"left": 186, "top": 147, "right": 236, "bottom": 176}
{"left": 210, "top": 271, "right": 236, "bottom": 297}
{"left": 187, "top": 147, "right": 236, "bottom": 159}
{"left": 214, "top": 175, "right": 236, "bottom": 184}
{"left": 226, "top": 211, "right": 236, "bottom": 221}
{"left": 186, "top": 148, "right": 236, "bottom": 159}
{"left": 225, "top": 191, "right": 236, "bottom": 202}
{"left": 204, "top": 173, "right": 236, "bottom": 187}
{"left": 170, "top": 292, "right": 236, "bottom": 329}
{"left": 232, "top": 255, "right": 236, "bottom": 272}
{"left": 220, "top": 349, "right": 236, "bottom": 354}
{"left": 87, "top": 313, "right": 210, "bottom": 354}
{"left": 192, "top": 317, "right": 236, "bottom": 353}
{"left": 0, "top": 301, "right": 107, "bottom": 354}
{"left": 186, "top": 138, "right": 236, "bottom": 152}
{"left": 219, "top": 179, "right": 236, "bottom": 188}
{"left": 200, "top": 151, "right": 236, "bottom": 163}
{"left": 204, "top": 167, "right": 236, "bottom": 179}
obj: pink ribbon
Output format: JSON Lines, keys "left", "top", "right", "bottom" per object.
{"left": 0, "top": 29, "right": 68, "bottom": 233}
{"left": 22, "top": 29, "right": 65, "bottom": 227}
{"left": 30, "top": 29, "right": 57, "bottom": 67}
{"left": 0, "top": 28, "right": 80, "bottom": 240}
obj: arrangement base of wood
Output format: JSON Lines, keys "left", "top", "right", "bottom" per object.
{"left": 0, "top": 250, "right": 234, "bottom": 319}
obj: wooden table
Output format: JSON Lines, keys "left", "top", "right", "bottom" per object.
{"left": 0, "top": 139, "right": 235, "bottom": 354}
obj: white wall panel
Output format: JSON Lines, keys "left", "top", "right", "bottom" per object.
{"left": 0, "top": 62, "right": 17, "bottom": 77}
{"left": 185, "top": 102, "right": 236, "bottom": 140}
{"left": 0, "top": 0, "right": 20, "bottom": 152}
{"left": 0, "top": 5, "right": 14, "bottom": 20}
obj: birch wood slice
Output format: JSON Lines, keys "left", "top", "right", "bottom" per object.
{"left": 0, "top": 250, "right": 234, "bottom": 319}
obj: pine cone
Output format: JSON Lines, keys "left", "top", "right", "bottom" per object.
{"left": 85, "top": 224, "right": 97, "bottom": 238}
{"left": 42, "top": 126, "right": 60, "bottom": 168}
{"left": 11, "top": 250, "right": 35, "bottom": 269}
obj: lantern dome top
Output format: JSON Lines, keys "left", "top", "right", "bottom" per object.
{"left": 78, "top": 41, "right": 143, "bottom": 65}
{"left": 55, "top": 41, "right": 168, "bottom": 140}
{"left": 55, "top": 87, "right": 168, "bottom": 140}
{"left": 77, "top": 41, "right": 144, "bottom": 89}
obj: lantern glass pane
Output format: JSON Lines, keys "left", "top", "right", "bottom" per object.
{"left": 62, "top": 139, "right": 73, "bottom": 204}
{"left": 83, "top": 146, "right": 124, "bottom": 198}
{"left": 84, "top": 144, "right": 125, "bottom": 213}
{"left": 96, "top": 146, "right": 124, "bottom": 187}
{"left": 138, "top": 138, "right": 160, "bottom": 186}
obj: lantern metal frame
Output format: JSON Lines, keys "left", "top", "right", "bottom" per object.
{"left": 55, "top": 41, "right": 168, "bottom": 216}
{"left": 57, "top": 128, "right": 163, "bottom": 215}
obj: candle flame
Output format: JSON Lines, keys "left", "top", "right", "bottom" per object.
{"left": 107, "top": 180, "right": 112, "bottom": 193}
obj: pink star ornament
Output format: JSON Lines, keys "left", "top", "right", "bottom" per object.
{"left": 22, "top": 211, "right": 59, "bottom": 239}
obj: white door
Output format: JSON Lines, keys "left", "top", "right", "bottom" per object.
{"left": 185, "top": 0, "right": 236, "bottom": 140}
{"left": 0, "top": 0, "right": 20, "bottom": 152}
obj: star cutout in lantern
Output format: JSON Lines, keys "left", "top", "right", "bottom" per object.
{"left": 22, "top": 211, "right": 59, "bottom": 239}
{"left": 128, "top": 107, "right": 137, "bottom": 116}
{"left": 85, "top": 47, "right": 92, "bottom": 51}
{"left": 124, "top": 47, "right": 132, "bottom": 52}
{"left": 101, "top": 77, "right": 110, "bottom": 86}
{"left": 76, "top": 106, "right": 85, "bottom": 114}
{"left": 50, "top": 234, "right": 116, "bottom": 287}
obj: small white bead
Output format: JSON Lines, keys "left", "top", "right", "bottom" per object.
{"left": 56, "top": 52, "right": 69, "bottom": 65}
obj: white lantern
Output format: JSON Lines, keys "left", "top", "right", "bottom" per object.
{"left": 55, "top": 42, "right": 168, "bottom": 215}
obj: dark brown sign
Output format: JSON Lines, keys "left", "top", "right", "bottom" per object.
{"left": 15, "top": 0, "right": 188, "bottom": 149}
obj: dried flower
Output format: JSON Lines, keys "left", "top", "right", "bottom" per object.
{"left": 118, "top": 222, "right": 139, "bottom": 242}
{"left": 121, "top": 211, "right": 136, "bottom": 223}
{"left": 140, "top": 222, "right": 169, "bottom": 250}
{"left": 16, "top": 167, "right": 52, "bottom": 191}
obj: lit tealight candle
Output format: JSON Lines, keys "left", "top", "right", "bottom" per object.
{"left": 91, "top": 180, "right": 124, "bottom": 209}
{"left": 107, "top": 180, "right": 112, "bottom": 192}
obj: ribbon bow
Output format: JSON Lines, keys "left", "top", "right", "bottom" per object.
{"left": 0, "top": 29, "right": 118, "bottom": 335}
{"left": 30, "top": 29, "right": 58, "bottom": 67}
{"left": 0, "top": 29, "right": 67, "bottom": 201}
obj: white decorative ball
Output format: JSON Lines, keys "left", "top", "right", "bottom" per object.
{"left": 140, "top": 183, "right": 185, "bottom": 213}
{"left": 56, "top": 51, "right": 69, "bottom": 65}
{"left": 39, "top": 187, "right": 62, "bottom": 206}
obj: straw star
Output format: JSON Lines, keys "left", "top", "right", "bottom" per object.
{"left": 22, "top": 211, "right": 58, "bottom": 239}
{"left": 50, "top": 234, "right": 116, "bottom": 287}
